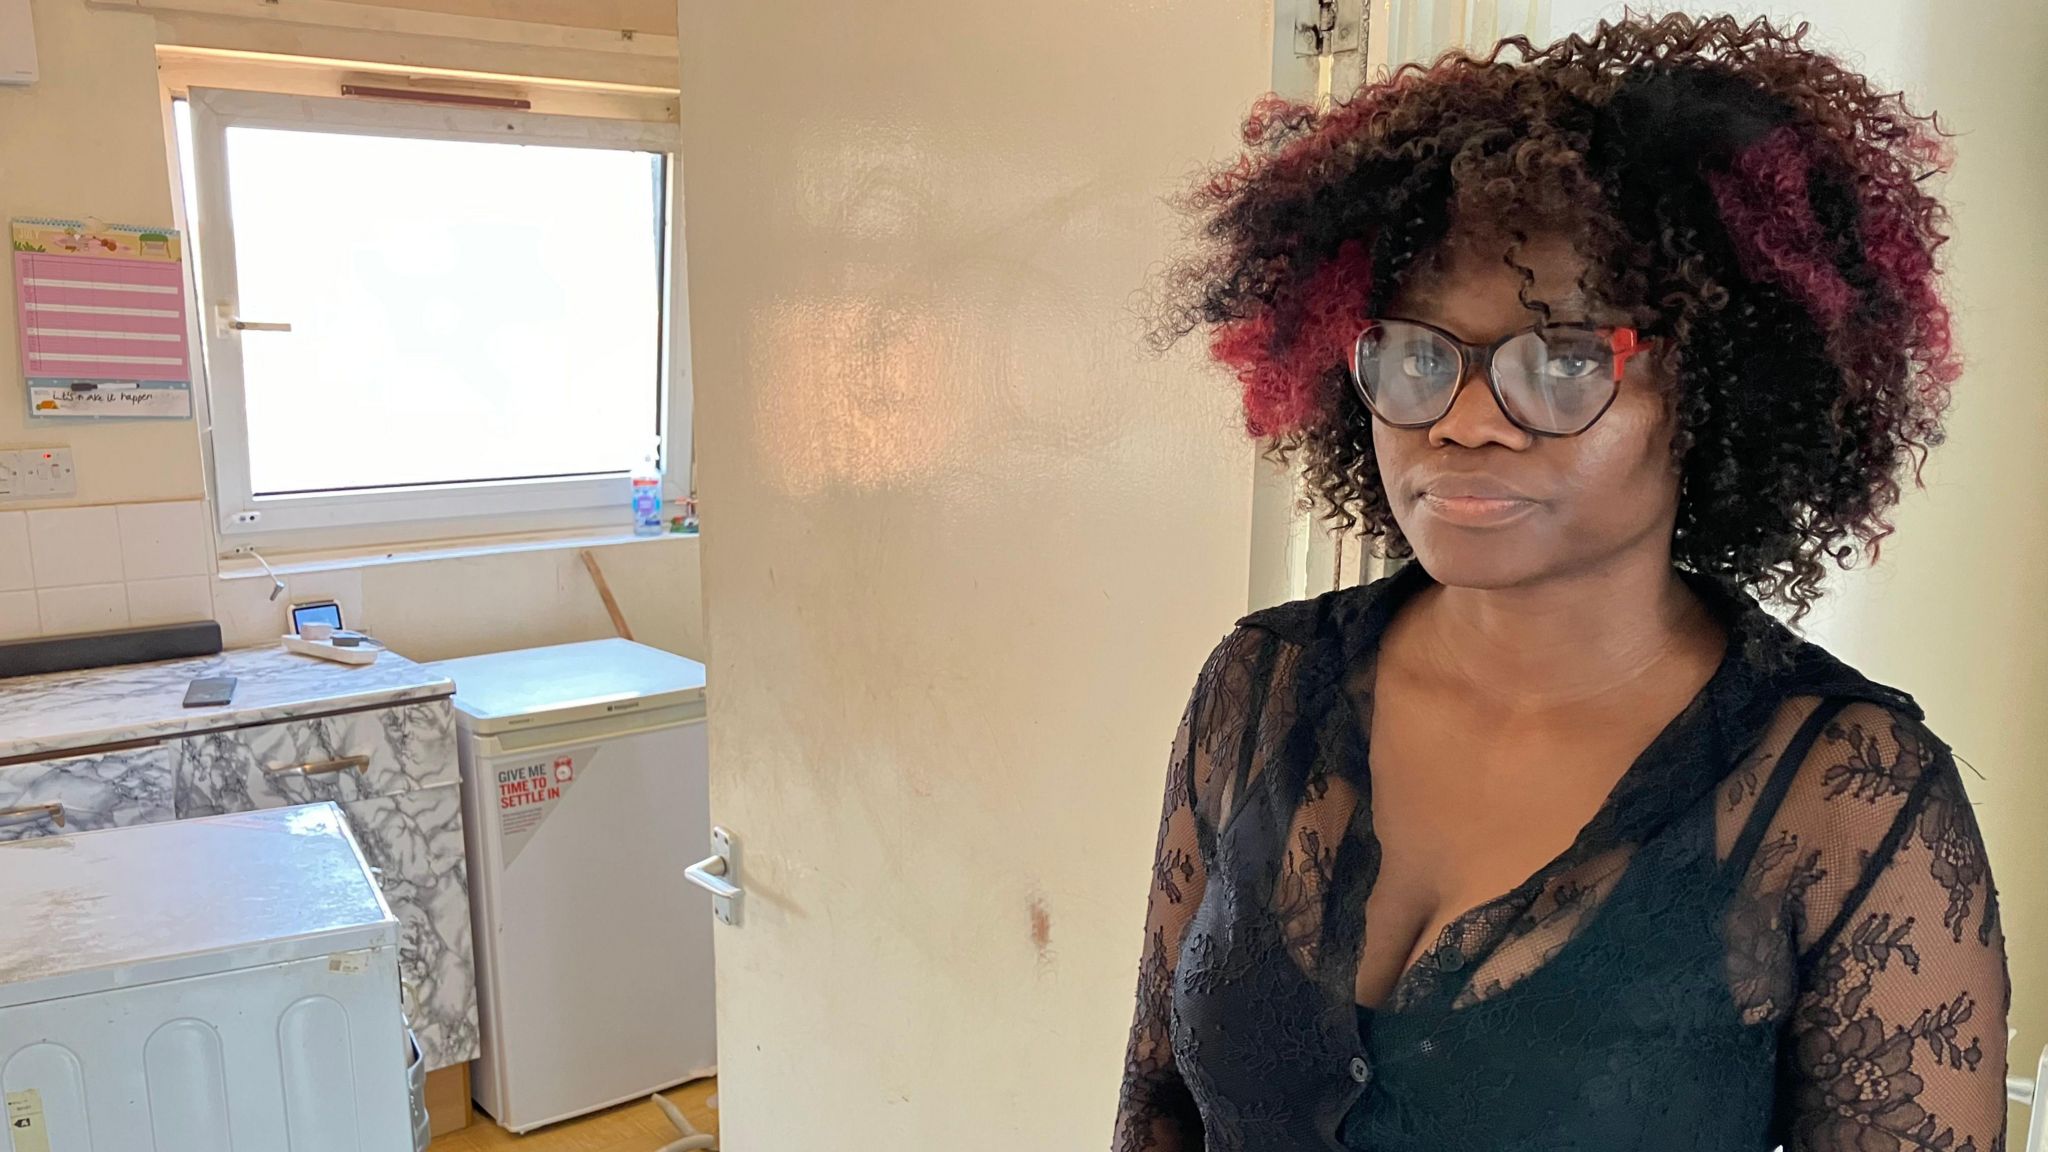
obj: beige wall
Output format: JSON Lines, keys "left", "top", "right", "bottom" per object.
{"left": 1556, "top": 0, "right": 2048, "bottom": 1093}
{"left": 0, "top": 0, "right": 204, "bottom": 507}
{"left": 0, "top": 0, "right": 703, "bottom": 663}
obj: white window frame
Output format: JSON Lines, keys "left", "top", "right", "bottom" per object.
{"left": 182, "top": 86, "right": 685, "bottom": 552}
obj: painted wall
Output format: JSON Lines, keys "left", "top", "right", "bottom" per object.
{"left": 1552, "top": 0, "right": 2048, "bottom": 1094}
{"left": 0, "top": 0, "right": 204, "bottom": 508}
{"left": 677, "top": 0, "right": 1266, "bottom": 1144}
{"left": 0, "top": 0, "right": 704, "bottom": 663}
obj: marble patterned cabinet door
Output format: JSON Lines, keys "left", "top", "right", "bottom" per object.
{"left": 0, "top": 746, "right": 174, "bottom": 842}
{"left": 171, "top": 702, "right": 457, "bottom": 818}
{"left": 341, "top": 781, "right": 481, "bottom": 1070}
{"left": 168, "top": 700, "right": 477, "bottom": 1070}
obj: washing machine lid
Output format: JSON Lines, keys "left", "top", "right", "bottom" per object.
{"left": 0, "top": 803, "right": 396, "bottom": 1009}
{"left": 431, "top": 638, "right": 707, "bottom": 736}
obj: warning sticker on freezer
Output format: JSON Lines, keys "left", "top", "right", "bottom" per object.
{"left": 7, "top": 1089, "right": 51, "bottom": 1152}
{"left": 497, "top": 747, "right": 590, "bottom": 867}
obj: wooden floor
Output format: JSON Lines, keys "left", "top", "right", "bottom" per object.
{"left": 432, "top": 1079, "right": 719, "bottom": 1152}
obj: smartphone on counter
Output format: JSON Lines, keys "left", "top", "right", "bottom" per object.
{"left": 182, "top": 676, "right": 238, "bottom": 708}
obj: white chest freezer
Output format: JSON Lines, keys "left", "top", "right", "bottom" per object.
{"left": 430, "top": 639, "right": 714, "bottom": 1133}
{"left": 0, "top": 804, "right": 415, "bottom": 1152}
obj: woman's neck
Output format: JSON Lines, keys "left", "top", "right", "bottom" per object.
{"left": 1403, "top": 550, "right": 1723, "bottom": 712}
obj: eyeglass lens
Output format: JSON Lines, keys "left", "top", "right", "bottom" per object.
{"left": 1351, "top": 319, "right": 1621, "bottom": 436}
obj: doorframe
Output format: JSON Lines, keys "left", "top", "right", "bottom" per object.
{"left": 1245, "top": 0, "right": 1394, "bottom": 610}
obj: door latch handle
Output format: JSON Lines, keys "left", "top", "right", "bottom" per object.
{"left": 685, "top": 826, "right": 741, "bottom": 926}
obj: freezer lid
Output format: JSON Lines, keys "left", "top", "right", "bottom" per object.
{"left": 0, "top": 804, "right": 396, "bottom": 1010}
{"left": 429, "top": 638, "right": 707, "bottom": 736}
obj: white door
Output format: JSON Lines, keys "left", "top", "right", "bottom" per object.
{"left": 675, "top": 1, "right": 1272, "bottom": 1147}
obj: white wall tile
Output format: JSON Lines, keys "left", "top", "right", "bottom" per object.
{"left": 26, "top": 506, "right": 124, "bottom": 587}
{"left": 0, "top": 512, "right": 31, "bottom": 593}
{"left": 212, "top": 574, "right": 289, "bottom": 649}
{"left": 0, "top": 590, "right": 38, "bottom": 641}
{"left": 216, "top": 569, "right": 375, "bottom": 650}
{"left": 126, "top": 575, "right": 213, "bottom": 627}
{"left": 37, "top": 583, "right": 130, "bottom": 635}
{"left": 117, "top": 501, "right": 213, "bottom": 581}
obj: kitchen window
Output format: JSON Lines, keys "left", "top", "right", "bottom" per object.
{"left": 173, "top": 87, "right": 684, "bottom": 552}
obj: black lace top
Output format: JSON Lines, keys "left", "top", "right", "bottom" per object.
{"left": 1114, "top": 565, "right": 2007, "bottom": 1152}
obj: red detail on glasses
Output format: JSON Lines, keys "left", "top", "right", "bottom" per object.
{"left": 1608, "top": 327, "right": 1644, "bottom": 380}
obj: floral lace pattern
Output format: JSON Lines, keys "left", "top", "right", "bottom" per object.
{"left": 1113, "top": 565, "right": 2007, "bottom": 1152}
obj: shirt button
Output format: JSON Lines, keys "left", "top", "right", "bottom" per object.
{"left": 1349, "top": 1056, "right": 1371, "bottom": 1084}
{"left": 1436, "top": 945, "right": 1465, "bottom": 972}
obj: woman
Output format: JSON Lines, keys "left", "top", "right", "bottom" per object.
{"left": 1116, "top": 14, "right": 2006, "bottom": 1152}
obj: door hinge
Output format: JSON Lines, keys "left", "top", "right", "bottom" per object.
{"left": 1294, "top": 0, "right": 1363, "bottom": 57}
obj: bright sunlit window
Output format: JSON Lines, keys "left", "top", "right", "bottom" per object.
{"left": 175, "top": 88, "right": 680, "bottom": 549}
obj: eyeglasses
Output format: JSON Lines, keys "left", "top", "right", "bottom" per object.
{"left": 1349, "top": 317, "right": 1647, "bottom": 437}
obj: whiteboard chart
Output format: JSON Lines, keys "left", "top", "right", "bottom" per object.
{"left": 11, "top": 217, "right": 194, "bottom": 420}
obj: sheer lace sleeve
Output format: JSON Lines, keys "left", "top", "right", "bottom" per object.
{"left": 1774, "top": 702, "right": 2009, "bottom": 1152}
{"left": 1113, "top": 629, "right": 1268, "bottom": 1152}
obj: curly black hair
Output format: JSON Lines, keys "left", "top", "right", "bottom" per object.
{"left": 1158, "top": 13, "right": 1956, "bottom": 616}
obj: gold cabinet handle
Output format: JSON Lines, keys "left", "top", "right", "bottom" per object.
{"left": 264, "top": 755, "right": 371, "bottom": 777}
{"left": 0, "top": 802, "right": 65, "bottom": 828}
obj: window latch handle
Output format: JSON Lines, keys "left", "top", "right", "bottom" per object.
{"left": 215, "top": 303, "right": 292, "bottom": 336}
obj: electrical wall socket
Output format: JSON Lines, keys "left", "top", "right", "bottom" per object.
{"left": 0, "top": 447, "right": 76, "bottom": 501}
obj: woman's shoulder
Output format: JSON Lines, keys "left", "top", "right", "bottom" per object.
{"left": 1177, "top": 582, "right": 1374, "bottom": 702}
{"left": 1192, "top": 576, "right": 1395, "bottom": 706}
{"left": 1229, "top": 564, "right": 1426, "bottom": 649}
{"left": 1763, "top": 628, "right": 1938, "bottom": 751}
{"left": 1762, "top": 691, "right": 1955, "bottom": 802}
{"left": 1230, "top": 587, "right": 1363, "bottom": 646}
{"left": 1740, "top": 622, "right": 1961, "bottom": 814}
{"left": 1721, "top": 640, "right": 1996, "bottom": 953}
{"left": 1183, "top": 620, "right": 1293, "bottom": 715}
{"left": 1743, "top": 690, "right": 1996, "bottom": 956}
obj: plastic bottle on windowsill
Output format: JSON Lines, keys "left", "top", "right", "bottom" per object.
{"left": 631, "top": 441, "right": 664, "bottom": 538}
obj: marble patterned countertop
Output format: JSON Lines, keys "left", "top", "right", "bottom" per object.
{"left": 0, "top": 645, "right": 454, "bottom": 762}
